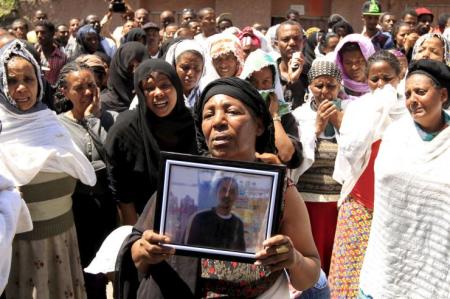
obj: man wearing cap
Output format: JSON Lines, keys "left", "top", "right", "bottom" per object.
{"left": 142, "top": 22, "right": 161, "bottom": 58}
{"left": 217, "top": 13, "right": 233, "bottom": 33}
{"left": 361, "top": 0, "right": 393, "bottom": 50}
{"left": 416, "top": 7, "right": 434, "bottom": 35}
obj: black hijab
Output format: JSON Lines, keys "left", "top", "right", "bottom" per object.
{"left": 105, "top": 59, "right": 197, "bottom": 192}
{"left": 100, "top": 41, "right": 148, "bottom": 112}
{"left": 303, "top": 31, "right": 321, "bottom": 74}
{"left": 121, "top": 28, "right": 147, "bottom": 45}
{"left": 134, "top": 59, "right": 198, "bottom": 154}
{"left": 194, "top": 77, "right": 276, "bottom": 155}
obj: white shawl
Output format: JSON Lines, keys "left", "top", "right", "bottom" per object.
{"left": 359, "top": 115, "right": 450, "bottom": 297}
{"left": 0, "top": 107, "right": 96, "bottom": 187}
{"left": 332, "top": 85, "right": 407, "bottom": 205}
{"left": 0, "top": 174, "right": 32, "bottom": 293}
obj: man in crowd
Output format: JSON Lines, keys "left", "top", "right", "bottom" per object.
{"left": 379, "top": 12, "right": 396, "bottom": 35}
{"left": 189, "top": 19, "right": 202, "bottom": 36}
{"left": 401, "top": 8, "right": 418, "bottom": 30}
{"left": 194, "top": 7, "right": 217, "bottom": 44}
{"left": 11, "top": 19, "right": 28, "bottom": 40}
{"left": 163, "top": 23, "right": 179, "bottom": 42}
{"left": 361, "top": 0, "right": 393, "bottom": 50}
{"left": 55, "top": 24, "right": 70, "bottom": 49}
{"left": 34, "top": 20, "right": 67, "bottom": 85}
{"left": 64, "top": 17, "right": 80, "bottom": 58}
{"left": 181, "top": 8, "right": 196, "bottom": 25}
{"left": 216, "top": 13, "right": 233, "bottom": 33}
{"left": 134, "top": 8, "right": 149, "bottom": 27}
{"left": 142, "top": 22, "right": 161, "bottom": 58}
{"left": 286, "top": 9, "right": 301, "bottom": 23}
{"left": 416, "top": 7, "right": 434, "bottom": 35}
{"left": 159, "top": 10, "right": 176, "bottom": 38}
{"left": 26, "top": 10, "right": 49, "bottom": 43}
{"left": 275, "top": 20, "right": 308, "bottom": 109}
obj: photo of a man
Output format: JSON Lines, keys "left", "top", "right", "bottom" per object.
{"left": 185, "top": 177, "right": 246, "bottom": 251}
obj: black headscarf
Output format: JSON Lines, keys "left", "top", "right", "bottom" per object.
{"left": 408, "top": 59, "right": 450, "bottom": 107}
{"left": 100, "top": 41, "right": 148, "bottom": 112}
{"left": 303, "top": 31, "right": 321, "bottom": 74}
{"left": 134, "top": 59, "right": 197, "bottom": 154}
{"left": 121, "top": 28, "right": 147, "bottom": 45}
{"left": 104, "top": 59, "right": 197, "bottom": 213}
{"left": 194, "top": 77, "right": 276, "bottom": 155}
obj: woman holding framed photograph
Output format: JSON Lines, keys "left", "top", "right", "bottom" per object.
{"left": 115, "top": 77, "right": 320, "bottom": 298}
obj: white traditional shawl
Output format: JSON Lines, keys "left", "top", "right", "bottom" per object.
{"left": 332, "top": 85, "right": 407, "bottom": 205}
{"left": 0, "top": 174, "right": 32, "bottom": 293}
{"left": 0, "top": 106, "right": 96, "bottom": 187}
{"left": 359, "top": 115, "right": 450, "bottom": 298}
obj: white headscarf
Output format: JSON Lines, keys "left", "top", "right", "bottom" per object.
{"left": 239, "top": 49, "right": 288, "bottom": 114}
{"left": 0, "top": 40, "right": 96, "bottom": 186}
{"left": 164, "top": 39, "right": 206, "bottom": 107}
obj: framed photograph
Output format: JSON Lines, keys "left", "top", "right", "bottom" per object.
{"left": 154, "top": 152, "right": 286, "bottom": 263}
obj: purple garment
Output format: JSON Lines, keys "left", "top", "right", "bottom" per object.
{"left": 333, "top": 34, "right": 375, "bottom": 95}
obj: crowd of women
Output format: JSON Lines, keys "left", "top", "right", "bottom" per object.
{"left": 0, "top": 2, "right": 449, "bottom": 298}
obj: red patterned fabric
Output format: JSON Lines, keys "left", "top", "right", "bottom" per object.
{"left": 305, "top": 201, "right": 338, "bottom": 275}
{"left": 350, "top": 140, "right": 381, "bottom": 210}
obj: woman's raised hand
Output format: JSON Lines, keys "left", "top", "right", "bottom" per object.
{"left": 131, "top": 230, "right": 175, "bottom": 273}
{"left": 315, "top": 99, "right": 337, "bottom": 136}
{"left": 84, "top": 87, "right": 102, "bottom": 118}
{"left": 255, "top": 234, "right": 304, "bottom": 272}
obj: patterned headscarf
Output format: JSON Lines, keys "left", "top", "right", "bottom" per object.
{"left": 411, "top": 33, "right": 450, "bottom": 66}
{"left": 209, "top": 34, "right": 244, "bottom": 67}
{"left": 308, "top": 59, "right": 342, "bottom": 83}
{"left": 201, "top": 33, "right": 245, "bottom": 87}
{"left": 0, "top": 39, "right": 45, "bottom": 114}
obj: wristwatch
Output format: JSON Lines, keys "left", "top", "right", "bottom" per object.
{"left": 273, "top": 115, "right": 281, "bottom": 122}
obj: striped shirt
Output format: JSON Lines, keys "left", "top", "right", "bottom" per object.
{"left": 37, "top": 45, "right": 67, "bottom": 85}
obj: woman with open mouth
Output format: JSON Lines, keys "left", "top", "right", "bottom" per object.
{"left": 104, "top": 59, "right": 198, "bottom": 225}
{"left": 1, "top": 39, "right": 95, "bottom": 299}
{"left": 115, "top": 77, "right": 321, "bottom": 299}
{"left": 358, "top": 59, "right": 450, "bottom": 298}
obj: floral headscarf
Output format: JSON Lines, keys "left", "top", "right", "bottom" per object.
{"left": 412, "top": 33, "right": 450, "bottom": 66}
{"left": 201, "top": 33, "right": 245, "bottom": 87}
{"left": 209, "top": 33, "right": 245, "bottom": 69}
